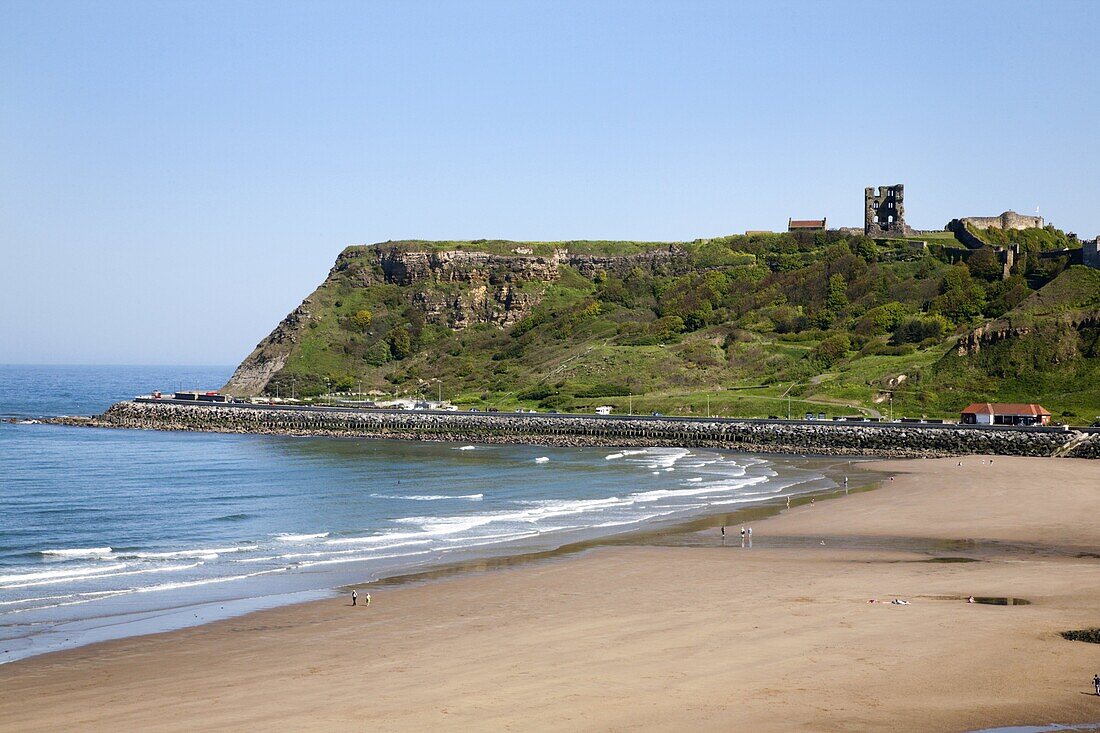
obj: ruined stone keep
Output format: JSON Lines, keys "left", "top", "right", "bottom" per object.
{"left": 865, "top": 184, "right": 913, "bottom": 236}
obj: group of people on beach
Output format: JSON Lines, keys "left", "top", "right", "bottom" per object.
{"left": 720, "top": 525, "right": 752, "bottom": 547}
{"left": 351, "top": 590, "right": 370, "bottom": 607}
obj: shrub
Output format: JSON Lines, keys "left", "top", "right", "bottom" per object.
{"left": 363, "top": 341, "right": 390, "bottom": 366}
{"left": 352, "top": 309, "right": 373, "bottom": 330}
{"left": 809, "top": 333, "right": 850, "bottom": 368}
{"left": 855, "top": 302, "right": 909, "bottom": 336}
{"left": 891, "top": 315, "right": 949, "bottom": 345}
{"left": 517, "top": 386, "right": 557, "bottom": 401}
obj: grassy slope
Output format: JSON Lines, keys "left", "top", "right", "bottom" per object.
{"left": 928, "top": 267, "right": 1100, "bottom": 422}
{"left": 256, "top": 235, "right": 1100, "bottom": 423}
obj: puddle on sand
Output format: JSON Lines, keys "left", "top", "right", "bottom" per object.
{"left": 922, "top": 556, "right": 980, "bottom": 563}
{"left": 972, "top": 596, "right": 1031, "bottom": 606}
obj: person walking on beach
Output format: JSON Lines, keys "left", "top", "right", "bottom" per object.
{"left": 351, "top": 589, "right": 358, "bottom": 606}
{"left": 1093, "top": 673, "right": 1100, "bottom": 696}
{"left": 365, "top": 592, "right": 371, "bottom": 607}
{"left": 721, "top": 526, "right": 726, "bottom": 541}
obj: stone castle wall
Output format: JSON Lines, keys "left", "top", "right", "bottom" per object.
{"left": 959, "top": 211, "right": 1044, "bottom": 231}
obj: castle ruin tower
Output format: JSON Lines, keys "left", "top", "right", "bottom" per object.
{"left": 865, "top": 184, "right": 913, "bottom": 236}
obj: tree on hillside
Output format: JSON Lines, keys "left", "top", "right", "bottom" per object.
{"left": 388, "top": 326, "right": 413, "bottom": 360}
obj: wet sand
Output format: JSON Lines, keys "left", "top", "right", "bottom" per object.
{"left": 3, "top": 455, "right": 1100, "bottom": 732}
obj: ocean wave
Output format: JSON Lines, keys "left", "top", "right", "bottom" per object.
{"left": 369, "top": 493, "right": 484, "bottom": 502}
{"left": 0, "top": 589, "right": 133, "bottom": 615}
{"left": 324, "top": 532, "right": 437, "bottom": 548}
{"left": 644, "top": 447, "right": 692, "bottom": 470}
{"left": 129, "top": 567, "right": 288, "bottom": 594}
{"left": 274, "top": 532, "right": 331, "bottom": 542}
{"left": 0, "top": 563, "right": 128, "bottom": 585}
{"left": 604, "top": 449, "right": 648, "bottom": 460}
{"left": 39, "top": 547, "right": 113, "bottom": 558}
{"left": 629, "top": 475, "right": 767, "bottom": 503}
{"left": 235, "top": 536, "right": 455, "bottom": 565}
{"left": 213, "top": 513, "right": 252, "bottom": 522}
{"left": 456, "top": 445, "right": 477, "bottom": 451}
{"left": 1, "top": 562, "right": 202, "bottom": 589}
{"left": 122, "top": 547, "right": 247, "bottom": 560}
{"left": 534, "top": 456, "right": 550, "bottom": 463}
{"left": 293, "top": 548, "right": 435, "bottom": 569}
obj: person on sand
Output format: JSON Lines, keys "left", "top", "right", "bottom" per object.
{"left": 351, "top": 589, "right": 357, "bottom": 606}
{"left": 1093, "top": 673, "right": 1100, "bottom": 695}
{"left": 786, "top": 496, "right": 791, "bottom": 509}
{"left": 365, "top": 592, "right": 371, "bottom": 606}
{"left": 721, "top": 526, "right": 726, "bottom": 540}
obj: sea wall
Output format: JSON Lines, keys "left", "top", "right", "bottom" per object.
{"left": 64, "top": 401, "right": 1100, "bottom": 459}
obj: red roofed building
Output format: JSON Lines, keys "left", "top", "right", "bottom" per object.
{"left": 960, "top": 403, "right": 1052, "bottom": 426}
{"left": 788, "top": 218, "right": 826, "bottom": 232}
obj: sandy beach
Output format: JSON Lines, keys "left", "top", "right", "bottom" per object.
{"left": 3, "top": 455, "right": 1100, "bottom": 732}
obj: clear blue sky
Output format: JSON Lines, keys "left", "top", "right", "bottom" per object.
{"left": 2, "top": 0, "right": 1097, "bottom": 365}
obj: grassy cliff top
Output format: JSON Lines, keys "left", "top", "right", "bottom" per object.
{"left": 345, "top": 239, "right": 687, "bottom": 257}
{"left": 965, "top": 224, "right": 1075, "bottom": 252}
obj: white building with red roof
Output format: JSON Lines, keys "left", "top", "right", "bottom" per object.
{"left": 960, "top": 402, "right": 1052, "bottom": 426}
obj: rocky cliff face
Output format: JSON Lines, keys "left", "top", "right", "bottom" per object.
{"left": 222, "top": 242, "right": 690, "bottom": 396}
{"left": 376, "top": 245, "right": 688, "bottom": 286}
{"left": 378, "top": 249, "right": 561, "bottom": 286}
{"left": 954, "top": 312, "right": 1100, "bottom": 357}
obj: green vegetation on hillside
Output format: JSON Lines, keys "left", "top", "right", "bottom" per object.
{"left": 248, "top": 232, "right": 1100, "bottom": 423}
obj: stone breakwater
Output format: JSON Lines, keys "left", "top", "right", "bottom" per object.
{"left": 55, "top": 401, "right": 1100, "bottom": 459}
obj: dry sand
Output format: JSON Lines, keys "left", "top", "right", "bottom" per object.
{"left": 3, "top": 455, "right": 1100, "bottom": 732}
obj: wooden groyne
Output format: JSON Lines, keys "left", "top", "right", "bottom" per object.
{"left": 52, "top": 401, "right": 1100, "bottom": 459}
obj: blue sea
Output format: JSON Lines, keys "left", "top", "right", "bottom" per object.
{"left": 0, "top": 365, "right": 836, "bottom": 663}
